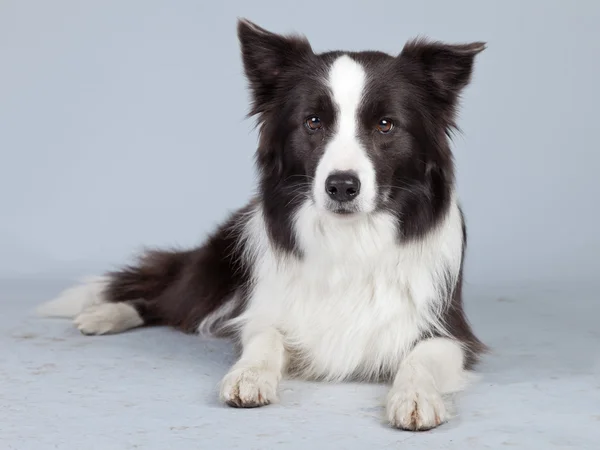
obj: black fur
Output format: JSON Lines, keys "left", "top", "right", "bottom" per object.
{"left": 105, "top": 203, "right": 253, "bottom": 334}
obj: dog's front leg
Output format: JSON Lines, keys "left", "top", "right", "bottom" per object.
{"left": 386, "top": 337, "right": 470, "bottom": 431}
{"left": 220, "top": 327, "right": 288, "bottom": 408}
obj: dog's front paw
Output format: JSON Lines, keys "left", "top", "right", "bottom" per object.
{"left": 386, "top": 383, "right": 447, "bottom": 431}
{"left": 219, "top": 366, "right": 279, "bottom": 408}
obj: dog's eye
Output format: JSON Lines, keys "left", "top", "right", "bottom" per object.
{"left": 376, "top": 118, "right": 393, "bottom": 134}
{"left": 305, "top": 115, "right": 322, "bottom": 131}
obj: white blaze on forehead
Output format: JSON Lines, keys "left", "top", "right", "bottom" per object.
{"left": 328, "top": 55, "right": 366, "bottom": 141}
{"left": 312, "top": 55, "right": 377, "bottom": 213}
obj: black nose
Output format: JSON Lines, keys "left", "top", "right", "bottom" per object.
{"left": 325, "top": 171, "right": 361, "bottom": 202}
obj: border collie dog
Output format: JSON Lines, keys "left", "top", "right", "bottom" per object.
{"left": 38, "top": 19, "right": 486, "bottom": 431}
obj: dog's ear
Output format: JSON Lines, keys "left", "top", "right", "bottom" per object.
{"left": 237, "top": 18, "right": 313, "bottom": 115}
{"left": 399, "top": 38, "right": 485, "bottom": 101}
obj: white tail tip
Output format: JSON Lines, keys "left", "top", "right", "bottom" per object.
{"left": 35, "top": 275, "right": 109, "bottom": 318}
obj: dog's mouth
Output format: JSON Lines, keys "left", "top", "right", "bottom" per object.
{"left": 325, "top": 201, "right": 361, "bottom": 216}
{"left": 318, "top": 195, "right": 371, "bottom": 218}
{"left": 331, "top": 207, "right": 356, "bottom": 215}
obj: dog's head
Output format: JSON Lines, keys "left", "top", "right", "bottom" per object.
{"left": 238, "top": 19, "right": 484, "bottom": 246}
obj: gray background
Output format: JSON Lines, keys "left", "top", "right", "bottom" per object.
{"left": 2, "top": 0, "right": 599, "bottom": 286}
{"left": 1, "top": 2, "right": 600, "bottom": 449}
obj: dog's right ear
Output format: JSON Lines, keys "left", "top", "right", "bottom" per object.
{"left": 237, "top": 18, "right": 313, "bottom": 116}
{"left": 399, "top": 38, "right": 486, "bottom": 105}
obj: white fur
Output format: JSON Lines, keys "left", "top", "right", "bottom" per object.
{"left": 37, "top": 275, "right": 143, "bottom": 335}
{"left": 74, "top": 302, "right": 143, "bottom": 335}
{"left": 35, "top": 276, "right": 110, "bottom": 318}
{"left": 230, "top": 195, "right": 464, "bottom": 383}
{"left": 220, "top": 328, "right": 287, "bottom": 407}
{"left": 313, "top": 56, "right": 377, "bottom": 214}
{"left": 197, "top": 294, "right": 240, "bottom": 337}
{"left": 223, "top": 196, "right": 469, "bottom": 422}
{"left": 387, "top": 337, "right": 468, "bottom": 430}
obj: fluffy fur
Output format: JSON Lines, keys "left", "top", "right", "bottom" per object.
{"left": 37, "top": 19, "right": 486, "bottom": 431}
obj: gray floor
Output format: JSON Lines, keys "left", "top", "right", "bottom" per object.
{"left": 1, "top": 279, "right": 598, "bottom": 449}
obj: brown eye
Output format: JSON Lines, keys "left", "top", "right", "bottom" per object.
{"left": 305, "top": 115, "right": 322, "bottom": 131}
{"left": 376, "top": 118, "right": 393, "bottom": 133}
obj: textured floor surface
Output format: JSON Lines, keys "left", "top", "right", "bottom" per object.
{"left": 1, "top": 278, "right": 599, "bottom": 449}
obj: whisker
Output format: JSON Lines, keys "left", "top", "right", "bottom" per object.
{"left": 379, "top": 185, "right": 423, "bottom": 195}
{"left": 285, "top": 191, "right": 310, "bottom": 208}
{"left": 283, "top": 174, "right": 315, "bottom": 183}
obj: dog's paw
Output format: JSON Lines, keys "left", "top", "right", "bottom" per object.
{"left": 219, "top": 366, "right": 279, "bottom": 408}
{"left": 74, "top": 303, "right": 142, "bottom": 335}
{"left": 386, "top": 383, "right": 447, "bottom": 431}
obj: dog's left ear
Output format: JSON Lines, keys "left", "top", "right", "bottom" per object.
{"left": 237, "top": 18, "right": 313, "bottom": 116}
{"left": 399, "top": 39, "right": 486, "bottom": 101}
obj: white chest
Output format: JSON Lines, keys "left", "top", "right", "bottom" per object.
{"left": 238, "top": 202, "right": 463, "bottom": 381}
{"left": 250, "top": 256, "right": 425, "bottom": 380}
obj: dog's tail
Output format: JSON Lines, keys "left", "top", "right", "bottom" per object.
{"left": 35, "top": 249, "right": 194, "bottom": 335}
{"left": 36, "top": 207, "right": 251, "bottom": 337}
